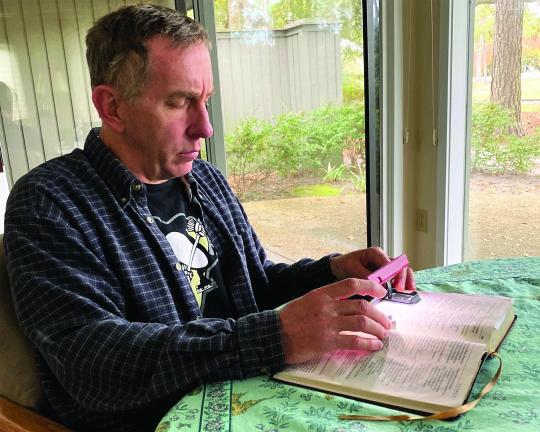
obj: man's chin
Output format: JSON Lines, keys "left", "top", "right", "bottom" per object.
{"left": 171, "top": 161, "right": 194, "bottom": 178}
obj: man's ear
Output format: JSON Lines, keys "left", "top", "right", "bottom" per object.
{"left": 91, "top": 85, "right": 125, "bottom": 133}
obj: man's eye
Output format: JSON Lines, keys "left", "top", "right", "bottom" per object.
{"left": 167, "top": 98, "right": 188, "bottom": 108}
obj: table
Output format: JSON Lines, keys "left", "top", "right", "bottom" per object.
{"left": 156, "top": 257, "right": 540, "bottom": 432}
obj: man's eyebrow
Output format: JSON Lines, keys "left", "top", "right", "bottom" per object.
{"left": 167, "top": 90, "right": 215, "bottom": 99}
{"left": 166, "top": 91, "right": 195, "bottom": 99}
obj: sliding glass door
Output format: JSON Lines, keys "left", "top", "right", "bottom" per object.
{"left": 466, "top": 0, "right": 540, "bottom": 260}
{"left": 206, "top": 0, "right": 370, "bottom": 262}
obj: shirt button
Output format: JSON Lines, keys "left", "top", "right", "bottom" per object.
{"left": 146, "top": 216, "right": 154, "bottom": 224}
{"left": 175, "top": 262, "right": 182, "bottom": 271}
{"left": 131, "top": 182, "right": 142, "bottom": 192}
{"left": 121, "top": 197, "right": 128, "bottom": 204}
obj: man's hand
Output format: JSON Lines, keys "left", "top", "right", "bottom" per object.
{"left": 279, "top": 279, "right": 391, "bottom": 365}
{"left": 330, "top": 247, "right": 416, "bottom": 293}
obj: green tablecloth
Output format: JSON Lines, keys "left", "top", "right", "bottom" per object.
{"left": 156, "top": 257, "right": 540, "bottom": 432}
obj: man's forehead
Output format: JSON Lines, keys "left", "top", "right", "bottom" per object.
{"left": 146, "top": 35, "right": 206, "bottom": 56}
{"left": 146, "top": 37, "right": 211, "bottom": 73}
{"left": 147, "top": 39, "right": 211, "bottom": 74}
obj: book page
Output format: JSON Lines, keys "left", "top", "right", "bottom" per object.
{"left": 376, "top": 292, "right": 512, "bottom": 345}
{"left": 277, "top": 331, "right": 486, "bottom": 410}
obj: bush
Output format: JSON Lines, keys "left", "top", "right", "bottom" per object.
{"left": 307, "top": 103, "right": 365, "bottom": 169}
{"left": 503, "top": 130, "right": 540, "bottom": 173}
{"left": 226, "top": 102, "right": 366, "bottom": 193}
{"left": 270, "top": 111, "right": 316, "bottom": 176}
{"left": 471, "top": 103, "right": 540, "bottom": 174}
{"left": 342, "top": 73, "right": 364, "bottom": 104}
{"left": 225, "top": 118, "right": 273, "bottom": 197}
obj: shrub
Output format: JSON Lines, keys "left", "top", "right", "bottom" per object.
{"left": 323, "top": 162, "right": 348, "bottom": 182}
{"left": 269, "top": 103, "right": 366, "bottom": 177}
{"left": 226, "top": 102, "right": 366, "bottom": 190}
{"left": 503, "top": 129, "right": 540, "bottom": 173}
{"left": 269, "top": 111, "right": 316, "bottom": 177}
{"left": 225, "top": 118, "right": 273, "bottom": 197}
{"left": 342, "top": 73, "right": 364, "bottom": 104}
{"left": 471, "top": 102, "right": 540, "bottom": 174}
{"left": 307, "top": 103, "right": 365, "bottom": 170}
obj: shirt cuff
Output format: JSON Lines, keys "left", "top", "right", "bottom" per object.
{"left": 313, "top": 253, "right": 342, "bottom": 285}
{"left": 236, "top": 309, "right": 285, "bottom": 377}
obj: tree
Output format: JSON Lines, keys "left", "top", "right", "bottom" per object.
{"left": 214, "top": 0, "right": 229, "bottom": 30}
{"left": 214, "top": 0, "right": 270, "bottom": 31}
{"left": 522, "top": 6, "right": 540, "bottom": 68}
{"left": 473, "top": 4, "right": 495, "bottom": 80}
{"left": 490, "top": 0, "right": 525, "bottom": 136}
{"left": 270, "top": 0, "right": 362, "bottom": 47}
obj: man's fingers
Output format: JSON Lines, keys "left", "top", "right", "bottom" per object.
{"left": 405, "top": 266, "right": 416, "bottom": 291}
{"left": 334, "top": 314, "right": 389, "bottom": 339}
{"left": 334, "top": 299, "right": 392, "bottom": 329}
{"left": 390, "top": 263, "right": 416, "bottom": 293}
{"left": 334, "top": 298, "right": 372, "bottom": 316}
{"left": 335, "top": 333, "right": 385, "bottom": 352}
{"left": 322, "top": 279, "right": 387, "bottom": 300}
{"left": 392, "top": 267, "right": 408, "bottom": 292}
{"left": 363, "top": 246, "right": 391, "bottom": 272}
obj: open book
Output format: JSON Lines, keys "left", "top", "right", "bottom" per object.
{"left": 274, "top": 292, "right": 515, "bottom": 415}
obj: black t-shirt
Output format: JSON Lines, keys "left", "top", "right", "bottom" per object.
{"left": 145, "top": 178, "right": 236, "bottom": 319}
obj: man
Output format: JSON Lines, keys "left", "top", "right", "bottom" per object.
{"left": 4, "top": 5, "right": 415, "bottom": 431}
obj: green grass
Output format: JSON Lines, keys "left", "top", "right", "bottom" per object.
{"left": 522, "top": 103, "right": 540, "bottom": 113}
{"left": 291, "top": 183, "right": 342, "bottom": 198}
{"left": 472, "top": 77, "right": 540, "bottom": 103}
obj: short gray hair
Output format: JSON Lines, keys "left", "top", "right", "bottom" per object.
{"left": 86, "top": 4, "right": 210, "bottom": 100}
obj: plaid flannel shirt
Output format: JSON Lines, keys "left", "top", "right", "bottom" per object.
{"left": 4, "top": 129, "right": 337, "bottom": 431}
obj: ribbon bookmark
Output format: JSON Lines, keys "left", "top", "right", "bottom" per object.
{"left": 338, "top": 352, "right": 502, "bottom": 422}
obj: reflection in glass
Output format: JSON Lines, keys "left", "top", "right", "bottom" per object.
{"left": 213, "top": 1, "right": 367, "bottom": 262}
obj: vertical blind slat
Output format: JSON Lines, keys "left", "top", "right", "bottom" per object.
{"left": 2, "top": 0, "right": 44, "bottom": 177}
{"left": 22, "top": 0, "right": 62, "bottom": 162}
{"left": 41, "top": 0, "right": 78, "bottom": 156}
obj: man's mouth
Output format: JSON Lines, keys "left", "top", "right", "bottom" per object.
{"left": 179, "top": 150, "right": 200, "bottom": 159}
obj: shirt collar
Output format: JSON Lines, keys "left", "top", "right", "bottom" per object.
{"left": 83, "top": 128, "right": 141, "bottom": 207}
{"left": 183, "top": 170, "right": 200, "bottom": 199}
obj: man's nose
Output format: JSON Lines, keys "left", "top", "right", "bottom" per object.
{"left": 187, "top": 102, "right": 213, "bottom": 139}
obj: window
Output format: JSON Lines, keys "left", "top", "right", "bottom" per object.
{"left": 206, "top": 1, "right": 369, "bottom": 262}
{"left": 434, "top": 0, "right": 539, "bottom": 264}
{"left": 466, "top": 0, "right": 540, "bottom": 260}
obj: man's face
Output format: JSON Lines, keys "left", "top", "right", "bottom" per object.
{"left": 118, "top": 37, "right": 214, "bottom": 183}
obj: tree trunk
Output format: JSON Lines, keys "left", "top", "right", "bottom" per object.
{"left": 490, "top": 0, "right": 525, "bottom": 136}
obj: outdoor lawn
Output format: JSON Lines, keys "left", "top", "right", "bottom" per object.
{"left": 242, "top": 172, "right": 540, "bottom": 264}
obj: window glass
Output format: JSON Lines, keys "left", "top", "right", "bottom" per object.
{"left": 466, "top": 0, "right": 540, "bottom": 260}
{"left": 212, "top": 0, "right": 366, "bottom": 262}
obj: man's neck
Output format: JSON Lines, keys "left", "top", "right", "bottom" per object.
{"left": 98, "top": 126, "right": 167, "bottom": 184}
